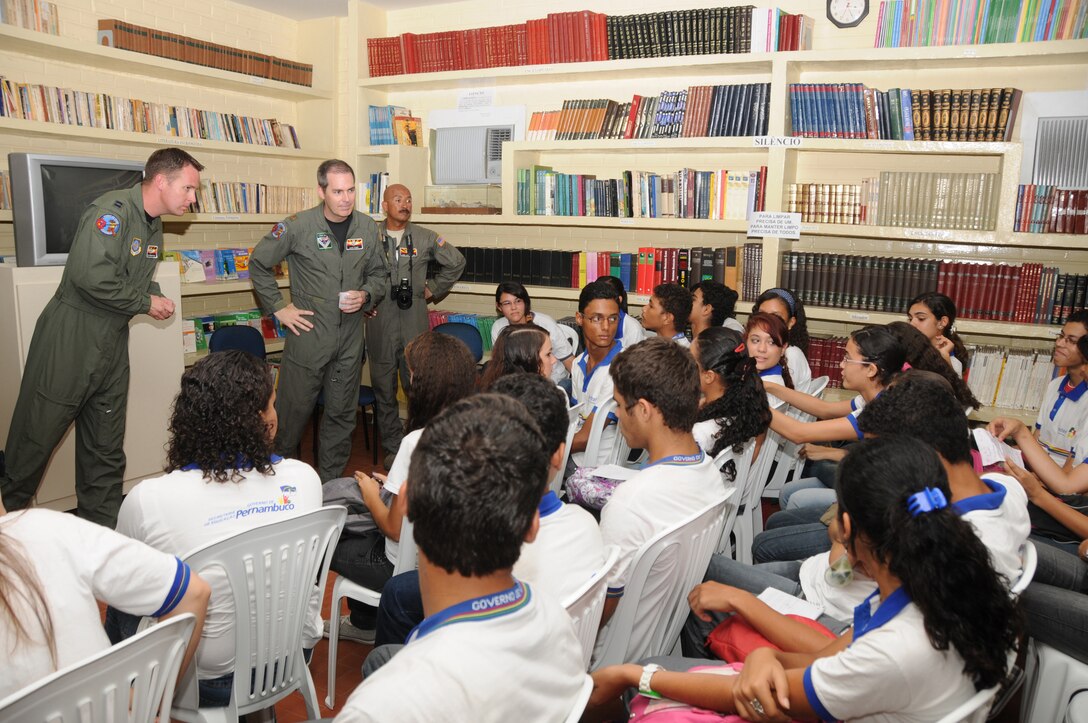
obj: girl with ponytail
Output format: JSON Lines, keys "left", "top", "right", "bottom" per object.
{"left": 886, "top": 321, "right": 980, "bottom": 410}
{"left": 589, "top": 436, "right": 1021, "bottom": 721}
{"left": 908, "top": 291, "right": 971, "bottom": 374}
{"left": 691, "top": 327, "right": 771, "bottom": 479}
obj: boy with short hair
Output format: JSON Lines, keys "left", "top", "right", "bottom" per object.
{"left": 596, "top": 337, "right": 727, "bottom": 660}
{"left": 690, "top": 280, "right": 742, "bottom": 337}
{"left": 642, "top": 283, "right": 694, "bottom": 347}
{"left": 336, "top": 395, "right": 584, "bottom": 721}
{"left": 571, "top": 279, "right": 624, "bottom": 466}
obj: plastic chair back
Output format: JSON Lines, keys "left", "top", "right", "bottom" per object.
{"left": 0, "top": 613, "right": 196, "bottom": 723}
{"left": 171, "top": 507, "right": 345, "bottom": 723}
{"left": 434, "top": 321, "right": 484, "bottom": 362}
{"left": 715, "top": 437, "right": 757, "bottom": 556}
{"left": 563, "top": 675, "right": 594, "bottom": 723}
{"left": 1010, "top": 540, "right": 1037, "bottom": 596}
{"left": 761, "top": 376, "right": 828, "bottom": 500}
{"left": 557, "top": 322, "right": 580, "bottom": 356}
{"left": 731, "top": 430, "right": 783, "bottom": 564}
{"left": 551, "top": 402, "right": 585, "bottom": 495}
{"left": 562, "top": 546, "right": 620, "bottom": 670}
{"left": 592, "top": 490, "right": 734, "bottom": 668}
{"left": 208, "top": 324, "right": 266, "bottom": 359}
{"left": 583, "top": 397, "right": 638, "bottom": 468}
{"left": 934, "top": 682, "right": 1002, "bottom": 723}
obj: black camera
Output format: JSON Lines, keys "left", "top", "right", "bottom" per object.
{"left": 394, "top": 278, "right": 413, "bottom": 310}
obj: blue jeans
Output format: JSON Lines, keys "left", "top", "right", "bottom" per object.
{"left": 779, "top": 477, "right": 835, "bottom": 510}
{"left": 363, "top": 643, "right": 405, "bottom": 678}
{"left": 752, "top": 508, "right": 831, "bottom": 563}
{"left": 330, "top": 530, "right": 394, "bottom": 629}
{"left": 374, "top": 570, "right": 424, "bottom": 646}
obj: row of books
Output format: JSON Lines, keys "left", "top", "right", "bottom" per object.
{"left": 367, "top": 105, "right": 423, "bottom": 146}
{"left": 427, "top": 311, "right": 498, "bottom": 353}
{"left": 365, "top": 6, "right": 813, "bottom": 77}
{"left": 0, "top": 77, "right": 301, "bottom": 148}
{"left": 456, "top": 243, "right": 764, "bottom": 301}
{"left": 173, "top": 249, "right": 255, "bottom": 284}
{"left": 182, "top": 310, "right": 286, "bottom": 354}
{"left": 1, "top": 0, "right": 58, "bottom": 34}
{"left": 807, "top": 337, "right": 849, "bottom": 389}
{"left": 362, "top": 172, "right": 390, "bottom": 215}
{"left": 96, "top": 19, "right": 313, "bottom": 86}
{"left": 874, "top": 0, "right": 1088, "bottom": 47}
{"left": 788, "top": 84, "right": 1021, "bottom": 142}
{"left": 966, "top": 345, "right": 1057, "bottom": 411}
{"left": 517, "top": 167, "right": 767, "bottom": 221}
{"left": 189, "top": 182, "right": 318, "bottom": 216}
{"left": 779, "top": 250, "right": 1086, "bottom": 324}
{"left": 1015, "top": 185, "right": 1088, "bottom": 234}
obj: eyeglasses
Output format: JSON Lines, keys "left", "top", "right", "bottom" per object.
{"left": 499, "top": 299, "right": 525, "bottom": 309}
{"left": 841, "top": 355, "right": 872, "bottom": 366}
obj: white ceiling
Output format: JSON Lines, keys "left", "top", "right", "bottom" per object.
{"left": 230, "top": 0, "right": 460, "bottom": 20}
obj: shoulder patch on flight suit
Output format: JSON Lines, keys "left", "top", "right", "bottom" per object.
{"left": 436, "top": 236, "right": 446, "bottom": 247}
{"left": 97, "top": 213, "right": 121, "bottom": 236}
{"left": 346, "top": 238, "right": 364, "bottom": 250}
{"left": 288, "top": 214, "right": 298, "bottom": 221}
{"left": 316, "top": 232, "right": 332, "bottom": 250}
{"left": 145, "top": 244, "right": 159, "bottom": 259}
{"left": 130, "top": 238, "right": 142, "bottom": 256}
{"left": 271, "top": 222, "right": 286, "bottom": 238}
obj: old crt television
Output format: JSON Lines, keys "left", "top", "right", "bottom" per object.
{"left": 9, "top": 152, "right": 145, "bottom": 267}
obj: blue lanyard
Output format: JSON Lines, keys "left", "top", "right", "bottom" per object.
{"left": 643, "top": 447, "right": 705, "bottom": 469}
{"left": 407, "top": 580, "right": 530, "bottom": 643}
{"left": 852, "top": 587, "right": 911, "bottom": 641}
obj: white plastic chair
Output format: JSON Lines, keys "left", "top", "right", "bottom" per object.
{"left": 0, "top": 613, "right": 196, "bottom": 723}
{"left": 563, "top": 674, "right": 594, "bottom": 723}
{"left": 1010, "top": 540, "right": 1038, "bottom": 596}
{"left": 326, "top": 517, "right": 418, "bottom": 707}
{"left": 552, "top": 402, "right": 586, "bottom": 495}
{"left": 934, "top": 680, "right": 1003, "bottom": 723}
{"left": 170, "top": 507, "right": 346, "bottom": 723}
{"left": 1021, "top": 639, "right": 1088, "bottom": 723}
{"left": 562, "top": 546, "right": 620, "bottom": 670}
{"left": 583, "top": 397, "right": 627, "bottom": 467}
{"left": 762, "top": 376, "right": 828, "bottom": 500}
{"left": 557, "top": 320, "right": 581, "bottom": 357}
{"left": 732, "top": 431, "right": 783, "bottom": 565}
{"left": 715, "top": 437, "right": 757, "bottom": 556}
{"left": 592, "top": 490, "right": 735, "bottom": 669}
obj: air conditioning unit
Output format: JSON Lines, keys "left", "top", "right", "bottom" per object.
{"left": 432, "top": 124, "right": 513, "bottom": 184}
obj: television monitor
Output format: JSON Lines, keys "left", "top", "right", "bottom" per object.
{"left": 9, "top": 152, "right": 145, "bottom": 267}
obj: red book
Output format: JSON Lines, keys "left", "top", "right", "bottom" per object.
{"left": 572, "top": 253, "right": 581, "bottom": 288}
{"left": 653, "top": 247, "right": 664, "bottom": 288}
{"left": 757, "top": 166, "right": 768, "bottom": 211}
{"left": 623, "top": 96, "right": 643, "bottom": 139}
{"left": 937, "top": 260, "right": 951, "bottom": 296}
{"left": 636, "top": 248, "right": 648, "bottom": 295}
{"left": 1001, "top": 265, "right": 1019, "bottom": 322}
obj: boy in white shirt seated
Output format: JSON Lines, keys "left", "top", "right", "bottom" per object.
{"left": 371, "top": 372, "right": 607, "bottom": 645}
{"left": 570, "top": 280, "right": 624, "bottom": 468}
{"left": 641, "top": 282, "right": 694, "bottom": 348}
{"left": 596, "top": 337, "right": 728, "bottom": 662}
{"left": 335, "top": 394, "right": 584, "bottom": 722}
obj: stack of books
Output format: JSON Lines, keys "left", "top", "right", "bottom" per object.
{"left": 874, "top": 0, "right": 1088, "bottom": 47}
{"left": 361, "top": 172, "right": 389, "bottom": 215}
{"left": 1015, "top": 184, "right": 1088, "bottom": 233}
{"left": 966, "top": 345, "right": 1055, "bottom": 410}
{"left": 807, "top": 337, "right": 849, "bottom": 388}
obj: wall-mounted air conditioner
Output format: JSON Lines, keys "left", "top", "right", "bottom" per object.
{"left": 431, "top": 125, "right": 513, "bottom": 185}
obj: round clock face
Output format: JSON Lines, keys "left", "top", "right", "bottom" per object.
{"left": 828, "top": 0, "right": 869, "bottom": 27}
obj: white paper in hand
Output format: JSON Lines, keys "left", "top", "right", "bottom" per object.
{"left": 590, "top": 464, "right": 639, "bottom": 481}
{"left": 972, "top": 428, "right": 1025, "bottom": 469}
{"left": 757, "top": 587, "right": 821, "bottom": 620}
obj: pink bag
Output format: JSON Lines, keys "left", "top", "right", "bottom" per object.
{"left": 565, "top": 466, "right": 625, "bottom": 510}
{"left": 628, "top": 664, "right": 747, "bottom": 722}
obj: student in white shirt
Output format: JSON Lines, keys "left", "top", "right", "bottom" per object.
{"left": 753, "top": 287, "right": 812, "bottom": 386}
{"left": 491, "top": 281, "right": 574, "bottom": 386}
{"left": 745, "top": 311, "right": 795, "bottom": 409}
{"left": 1025, "top": 310, "right": 1088, "bottom": 466}
{"left": 689, "top": 280, "right": 742, "bottom": 338}
{"left": 641, "top": 282, "right": 694, "bottom": 348}
{"left": 336, "top": 331, "right": 477, "bottom": 643}
{"left": 691, "top": 326, "right": 771, "bottom": 479}
{"left": 336, "top": 395, "right": 584, "bottom": 722}
{"left": 887, "top": 321, "right": 981, "bottom": 411}
{"left": 599, "top": 274, "right": 647, "bottom": 350}
{"left": 589, "top": 436, "right": 1021, "bottom": 722}
{"left": 480, "top": 322, "right": 556, "bottom": 391}
{"left": 596, "top": 337, "right": 728, "bottom": 661}
{"left": 907, "top": 291, "right": 971, "bottom": 376}
{"left": 570, "top": 280, "right": 624, "bottom": 468}
{"left": 1, "top": 503, "right": 210, "bottom": 701}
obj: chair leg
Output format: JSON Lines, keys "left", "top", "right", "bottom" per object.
{"left": 299, "top": 666, "right": 321, "bottom": 720}
{"left": 326, "top": 589, "right": 343, "bottom": 708}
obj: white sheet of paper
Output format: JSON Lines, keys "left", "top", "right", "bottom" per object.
{"left": 972, "top": 428, "right": 1025, "bottom": 468}
{"left": 590, "top": 464, "right": 639, "bottom": 481}
{"left": 757, "top": 587, "right": 822, "bottom": 620}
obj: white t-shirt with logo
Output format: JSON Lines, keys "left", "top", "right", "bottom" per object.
{"left": 116, "top": 458, "right": 322, "bottom": 677}
{"left": 1035, "top": 375, "right": 1088, "bottom": 465}
{"left": 571, "top": 342, "right": 623, "bottom": 466}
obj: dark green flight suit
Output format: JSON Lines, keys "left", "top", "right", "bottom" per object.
{"left": 0, "top": 184, "right": 163, "bottom": 527}
{"left": 250, "top": 205, "right": 388, "bottom": 481}
{"left": 367, "top": 222, "right": 465, "bottom": 457}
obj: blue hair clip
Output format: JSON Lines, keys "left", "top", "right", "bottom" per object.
{"left": 907, "top": 487, "right": 948, "bottom": 517}
{"left": 770, "top": 288, "right": 796, "bottom": 316}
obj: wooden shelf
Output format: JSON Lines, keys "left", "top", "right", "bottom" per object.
{"left": 796, "top": 222, "right": 998, "bottom": 244}
{"left": 163, "top": 213, "right": 288, "bottom": 224}
{"left": 0, "top": 117, "right": 334, "bottom": 160}
{"left": 789, "top": 38, "right": 1088, "bottom": 72}
{"left": 441, "top": 214, "right": 751, "bottom": 231}
{"left": 822, "top": 386, "right": 1037, "bottom": 425}
{"left": 508, "top": 137, "right": 770, "bottom": 153}
{"left": 789, "top": 139, "right": 1016, "bottom": 155}
{"left": 803, "top": 304, "right": 1058, "bottom": 340}
{"left": 0, "top": 24, "right": 333, "bottom": 100}
{"left": 180, "top": 277, "right": 288, "bottom": 297}
{"left": 184, "top": 336, "right": 284, "bottom": 366}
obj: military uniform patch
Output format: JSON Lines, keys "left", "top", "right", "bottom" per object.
{"left": 271, "top": 222, "right": 286, "bottom": 239}
{"left": 113, "top": 200, "right": 124, "bottom": 209}
{"left": 97, "top": 214, "right": 121, "bottom": 236}
{"left": 130, "top": 238, "right": 142, "bottom": 256}
{"left": 316, "top": 232, "right": 332, "bottom": 250}
{"left": 145, "top": 244, "right": 159, "bottom": 259}
{"left": 398, "top": 246, "right": 419, "bottom": 256}
{"left": 346, "top": 238, "right": 364, "bottom": 250}
{"left": 437, "top": 236, "right": 447, "bottom": 247}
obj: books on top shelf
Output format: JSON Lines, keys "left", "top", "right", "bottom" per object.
{"left": 780, "top": 250, "right": 1087, "bottom": 325}
{"left": 191, "top": 181, "right": 318, "bottom": 215}
{"left": 517, "top": 166, "right": 767, "bottom": 220}
{"left": 788, "top": 172, "right": 1000, "bottom": 230}
{"left": 365, "top": 6, "right": 813, "bottom": 78}
{"left": 966, "top": 345, "right": 1055, "bottom": 411}
{"left": 1, "top": 0, "right": 59, "bottom": 34}
{"left": 526, "top": 83, "right": 771, "bottom": 141}
{"left": 96, "top": 20, "right": 313, "bottom": 86}
{"left": 874, "top": 0, "right": 1088, "bottom": 47}
{"left": 0, "top": 76, "right": 301, "bottom": 148}
{"left": 1015, "top": 185, "right": 1088, "bottom": 234}
{"left": 788, "top": 85, "right": 1021, "bottom": 142}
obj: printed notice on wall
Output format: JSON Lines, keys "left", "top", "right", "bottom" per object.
{"left": 748, "top": 212, "right": 801, "bottom": 239}
{"left": 457, "top": 88, "right": 495, "bottom": 111}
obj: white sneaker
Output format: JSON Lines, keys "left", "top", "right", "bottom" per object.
{"left": 324, "top": 615, "right": 376, "bottom": 645}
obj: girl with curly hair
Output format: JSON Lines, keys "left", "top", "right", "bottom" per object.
{"left": 886, "top": 321, "right": 980, "bottom": 410}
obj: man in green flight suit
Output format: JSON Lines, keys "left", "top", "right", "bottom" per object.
{"left": 0, "top": 148, "right": 202, "bottom": 527}
{"left": 368, "top": 184, "right": 465, "bottom": 466}
{"left": 250, "top": 160, "right": 388, "bottom": 482}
